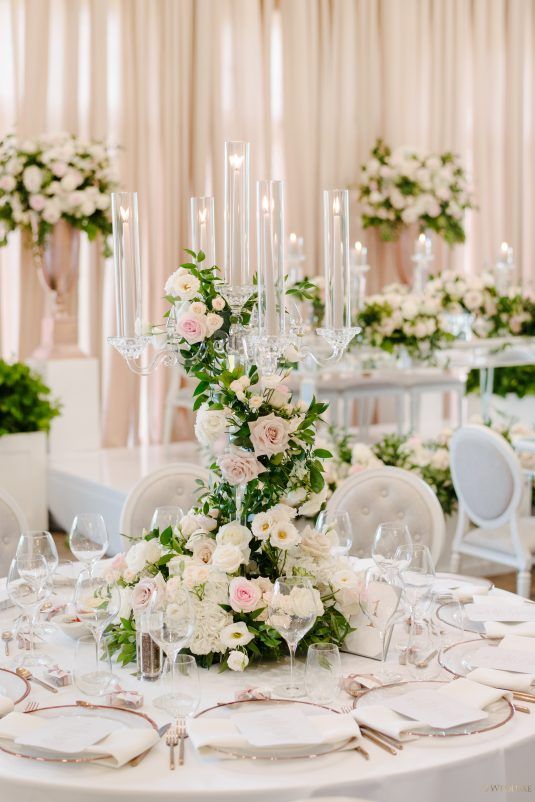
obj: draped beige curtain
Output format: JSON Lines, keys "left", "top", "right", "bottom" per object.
{"left": 0, "top": 0, "right": 533, "bottom": 445}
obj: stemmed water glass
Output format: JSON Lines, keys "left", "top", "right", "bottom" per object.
{"left": 74, "top": 571, "right": 120, "bottom": 694}
{"left": 6, "top": 555, "right": 50, "bottom": 666}
{"left": 69, "top": 513, "right": 109, "bottom": 575}
{"left": 267, "top": 576, "right": 318, "bottom": 699}
{"left": 395, "top": 544, "right": 435, "bottom": 625}
{"left": 372, "top": 522, "right": 413, "bottom": 575}
{"left": 16, "top": 530, "right": 59, "bottom": 636}
{"left": 146, "top": 585, "right": 196, "bottom": 711}
{"left": 150, "top": 506, "right": 184, "bottom": 533}
{"left": 316, "top": 510, "right": 353, "bottom": 556}
{"left": 359, "top": 565, "right": 404, "bottom": 682}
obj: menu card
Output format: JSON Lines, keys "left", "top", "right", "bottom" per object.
{"left": 231, "top": 708, "right": 321, "bottom": 747}
{"left": 386, "top": 689, "right": 488, "bottom": 730}
{"left": 471, "top": 646, "right": 535, "bottom": 674}
{"left": 464, "top": 603, "right": 535, "bottom": 623}
{"left": 15, "top": 716, "right": 124, "bottom": 754}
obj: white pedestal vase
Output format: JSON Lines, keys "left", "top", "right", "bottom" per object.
{"left": 0, "top": 431, "right": 47, "bottom": 529}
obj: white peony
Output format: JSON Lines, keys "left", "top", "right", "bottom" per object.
{"left": 194, "top": 405, "right": 228, "bottom": 446}
{"left": 216, "top": 521, "right": 252, "bottom": 551}
{"left": 60, "top": 169, "right": 83, "bottom": 192}
{"left": 22, "top": 165, "right": 43, "bottom": 193}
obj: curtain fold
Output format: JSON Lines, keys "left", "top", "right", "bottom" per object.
{"left": 0, "top": 0, "right": 533, "bottom": 446}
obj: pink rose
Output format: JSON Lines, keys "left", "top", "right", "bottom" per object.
{"left": 177, "top": 311, "right": 208, "bottom": 344}
{"left": 248, "top": 413, "right": 290, "bottom": 457}
{"left": 217, "top": 447, "right": 266, "bottom": 486}
{"left": 349, "top": 464, "right": 366, "bottom": 474}
{"left": 229, "top": 577, "right": 262, "bottom": 613}
{"left": 131, "top": 577, "right": 160, "bottom": 613}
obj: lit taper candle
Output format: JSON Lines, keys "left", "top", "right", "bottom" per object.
{"left": 257, "top": 179, "right": 285, "bottom": 336}
{"left": 190, "top": 196, "right": 215, "bottom": 266}
{"left": 224, "top": 141, "right": 251, "bottom": 288}
{"left": 323, "top": 189, "right": 351, "bottom": 329}
{"left": 111, "top": 192, "right": 142, "bottom": 339}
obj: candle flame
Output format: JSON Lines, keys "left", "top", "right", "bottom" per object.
{"left": 501, "top": 241, "right": 509, "bottom": 252}
{"left": 262, "top": 195, "right": 270, "bottom": 214}
{"left": 229, "top": 154, "right": 244, "bottom": 170}
{"left": 119, "top": 206, "right": 130, "bottom": 224}
{"left": 199, "top": 208, "right": 208, "bottom": 224}
{"left": 289, "top": 232, "right": 297, "bottom": 243}
{"left": 355, "top": 241, "right": 362, "bottom": 252}
{"left": 333, "top": 197, "right": 341, "bottom": 215}
{"left": 418, "top": 233, "right": 426, "bottom": 243}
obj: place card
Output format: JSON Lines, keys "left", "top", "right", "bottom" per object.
{"left": 464, "top": 603, "right": 535, "bottom": 623}
{"left": 231, "top": 707, "right": 321, "bottom": 747}
{"left": 15, "top": 715, "right": 123, "bottom": 754}
{"left": 386, "top": 689, "right": 488, "bottom": 730}
{"left": 470, "top": 646, "right": 535, "bottom": 674}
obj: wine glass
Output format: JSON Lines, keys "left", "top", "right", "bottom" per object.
{"left": 395, "top": 544, "right": 435, "bottom": 625}
{"left": 406, "top": 617, "right": 442, "bottom": 681}
{"left": 316, "top": 510, "right": 353, "bottom": 556}
{"left": 150, "top": 506, "right": 184, "bottom": 533}
{"left": 268, "top": 576, "right": 318, "bottom": 699}
{"left": 74, "top": 571, "right": 120, "bottom": 694}
{"left": 305, "top": 643, "right": 341, "bottom": 704}
{"left": 372, "top": 522, "right": 413, "bottom": 575}
{"left": 359, "top": 565, "right": 404, "bottom": 682}
{"left": 16, "top": 530, "right": 59, "bottom": 636}
{"left": 74, "top": 634, "right": 116, "bottom": 697}
{"left": 146, "top": 585, "right": 196, "bottom": 711}
{"left": 159, "top": 654, "right": 200, "bottom": 725}
{"left": 7, "top": 555, "right": 50, "bottom": 666}
{"left": 69, "top": 513, "right": 108, "bottom": 575}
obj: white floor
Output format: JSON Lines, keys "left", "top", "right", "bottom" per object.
{"left": 48, "top": 441, "right": 202, "bottom": 553}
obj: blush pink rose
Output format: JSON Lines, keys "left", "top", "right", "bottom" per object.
{"left": 177, "top": 311, "right": 209, "bottom": 344}
{"left": 217, "top": 447, "right": 266, "bottom": 486}
{"left": 229, "top": 576, "right": 262, "bottom": 613}
{"left": 131, "top": 577, "right": 160, "bottom": 613}
{"left": 248, "top": 413, "right": 290, "bottom": 457}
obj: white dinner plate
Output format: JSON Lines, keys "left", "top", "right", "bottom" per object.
{"left": 0, "top": 668, "right": 30, "bottom": 706}
{"left": 353, "top": 680, "right": 513, "bottom": 737}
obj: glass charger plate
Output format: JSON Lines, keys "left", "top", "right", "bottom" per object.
{"left": 436, "top": 602, "right": 487, "bottom": 636}
{"left": 0, "top": 703, "right": 158, "bottom": 763}
{"left": 353, "top": 680, "right": 513, "bottom": 737}
{"left": 434, "top": 573, "right": 494, "bottom": 592}
{"left": 438, "top": 638, "right": 535, "bottom": 687}
{"left": 0, "top": 668, "right": 30, "bottom": 705}
{"left": 194, "top": 698, "right": 353, "bottom": 760}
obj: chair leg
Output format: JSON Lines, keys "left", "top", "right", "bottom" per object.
{"left": 450, "top": 551, "right": 461, "bottom": 573}
{"left": 517, "top": 570, "right": 532, "bottom": 599}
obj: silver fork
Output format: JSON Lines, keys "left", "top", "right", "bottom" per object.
{"left": 165, "top": 725, "right": 179, "bottom": 770}
{"left": 177, "top": 717, "right": 186, "bottom": 766}
{"left": 24, "top": 700, "right": 38, "bottom": 713}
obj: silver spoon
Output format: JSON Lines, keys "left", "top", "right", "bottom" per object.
{"left": 16, "top": 667, "right": 58, "bottom": 693}
{"left": 1, "top": 631, "right": 12, "bottom": 657}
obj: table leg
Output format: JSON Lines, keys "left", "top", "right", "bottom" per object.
{"left": 479, "top": 367, "right": 495, "bottom": 422}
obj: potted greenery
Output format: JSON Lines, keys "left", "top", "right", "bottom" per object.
{"left": 0, "top": 360, "right": 60, "bottom": 528}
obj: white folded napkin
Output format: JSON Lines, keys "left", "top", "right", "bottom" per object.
{"left": 467, "top": 667, "right": 535, "bottom": 692}
{"left": 188, "top": 712, "right": 359, "bottom": 757}
{"left": 0, "top": 695, "right": 14, "bottom": 718}
{"left": 0, "top": 712, "right": 159, "bottom": 768}
{"left": 484, "top": 622, "right": 535, "bottom": 638}
{"left": 500, "top": 635, "right": 535, "bottom": 654}
{"left": 352, "top": 678, "right": 510, "bottom": 740}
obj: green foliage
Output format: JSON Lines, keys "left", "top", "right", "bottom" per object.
{"left": 467, "top": 367, "right": 535, "bottom": 399}
{"left": 0, "top": 360, "right": 61, "bottom": 436}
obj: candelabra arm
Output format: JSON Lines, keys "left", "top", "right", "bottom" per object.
{"left": 108, "top": 335, "right": 181, "bottom": 376}
{"left": 298, "top": 327, "right": 360, "bottom": 369}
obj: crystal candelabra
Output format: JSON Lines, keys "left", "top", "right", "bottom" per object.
{"left": 494, "top": 241, "right": 515, "bottom": 295}
{"left": 108, "top": 143, "right": 358, "bottom": 377}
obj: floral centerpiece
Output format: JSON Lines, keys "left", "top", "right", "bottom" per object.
{"left": 358, "top": 139, "right": 474, "bottom": 244}
{"left": 0, "top": 132, "right": 117, "bottom": 256}
{"left": 107, "top": 251, "right": 358, "bottom": 671}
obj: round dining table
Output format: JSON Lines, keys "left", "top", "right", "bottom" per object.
{"left": 0, "top": 582, "right": 534, "bottom": 802}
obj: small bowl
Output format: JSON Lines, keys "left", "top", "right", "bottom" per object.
{"left": 51, "top": 613, "right": 90, "bottom": 640}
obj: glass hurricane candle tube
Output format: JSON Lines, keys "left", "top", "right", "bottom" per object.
{"left": 323, "top": 189, "right": 352, "bottom": 329}
{"left": 224, "top": 141, "right": 252, "bottom": 290}
{"left": 190, "top": 196, "right": 215, "bottom": 266}
{"left": 111, "top": 192, "right": 143, "bottom": 341}
{"left": 257, "top": 179, "right": 286, "bottom": 337}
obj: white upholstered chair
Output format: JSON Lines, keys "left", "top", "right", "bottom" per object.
{"left": 0, "top": 487, "right": 29, "bottom": 575}
{"left": 119, "top": 462, "right": 209, "bottom": 541}
{"left": 449, "top": 424, "right": 535, "bottom": 597}
{"left": 327, "top": 466, "right": 445, "bottom": 566}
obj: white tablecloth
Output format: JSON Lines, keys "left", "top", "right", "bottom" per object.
{"left": 0, "top": 594, "right": 534, "bottom": 802}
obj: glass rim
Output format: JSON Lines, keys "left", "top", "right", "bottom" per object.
{"left": 307, "top": 642, "right": 339, "bottom": 652}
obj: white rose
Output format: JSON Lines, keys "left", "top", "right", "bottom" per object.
{"left": 118, "top": 587, "right": 133, "bottom": 620}
{"left": 0, "top": 175, "right": 16, "bottom": 192}
{"left": 298, "top": 485, "right": 328, "bottom": 517}
{"left": 183, "top": 562, "right": 211, "bottom": 589}
{"left": 60, "top": 169, "right": 83, "bottom": 192}
{"left": 206, "top": 312, "right": 224, "bottom": 335}
{"left": 430, "top": 448, "right": 449, "bottom": 470}
{"left": 283, "top": 487, "right": 307, "bottom": 507}
{"left": 227, "top": 649, "right": 249, "bottom": 671}
{"left": 125, "top": 541, "right": 150, "bottom": 574}
{"left": 42, "top": 199, "right": 62, "bottom": 224}
{"left": 220, "top": 621, "right": 254, "bottom": 648}
{"left": 212, "top": 543, "right": 246, "bottom": 574}
{"left": 249, "top": 395, "right": 263, "bottom": 410}
{"left": 212, "top": 296, "right": 225, "bottom": 311}
{"left": 216, "top": 521, "right": 252, "bottom": 550}
{"left": 190, "top": 301, "right": 207, "bottom": 315}
{"left": 194, "top": 405, "right": 228, "bottom": 445}
{"left": 289, "top": 586, "right": 321, "bottom": 618}
{"left": 22, "top": 165, "right": 43, "bottom": 193}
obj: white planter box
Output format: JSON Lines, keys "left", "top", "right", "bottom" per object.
{"left": 467, "top": 393, "right": 535, "bottom": 425}
{"left": 0, "top": 431, "right": 47, "bottom": 529}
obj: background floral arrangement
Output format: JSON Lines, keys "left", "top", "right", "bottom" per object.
{"left": 0, "top": 132, "right": 117, "bottom": 256}
{"left": 107, "top": 251, "right": 357, "bottom": 671}
{"left": 358, "top": 139, "right": 474, "bottom": 244}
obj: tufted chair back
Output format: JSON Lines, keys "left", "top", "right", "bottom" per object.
{"left": 0, "top": 487, "right": 28, "bottom": 575}
{"left": 119, "top": 462, "right": 210, "bottom": 543}
{"left": 327, "top": 466, "right": 445, "bottom": 565}
{"left": 450, "top": 425, "right": 523, "bottom": 529}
